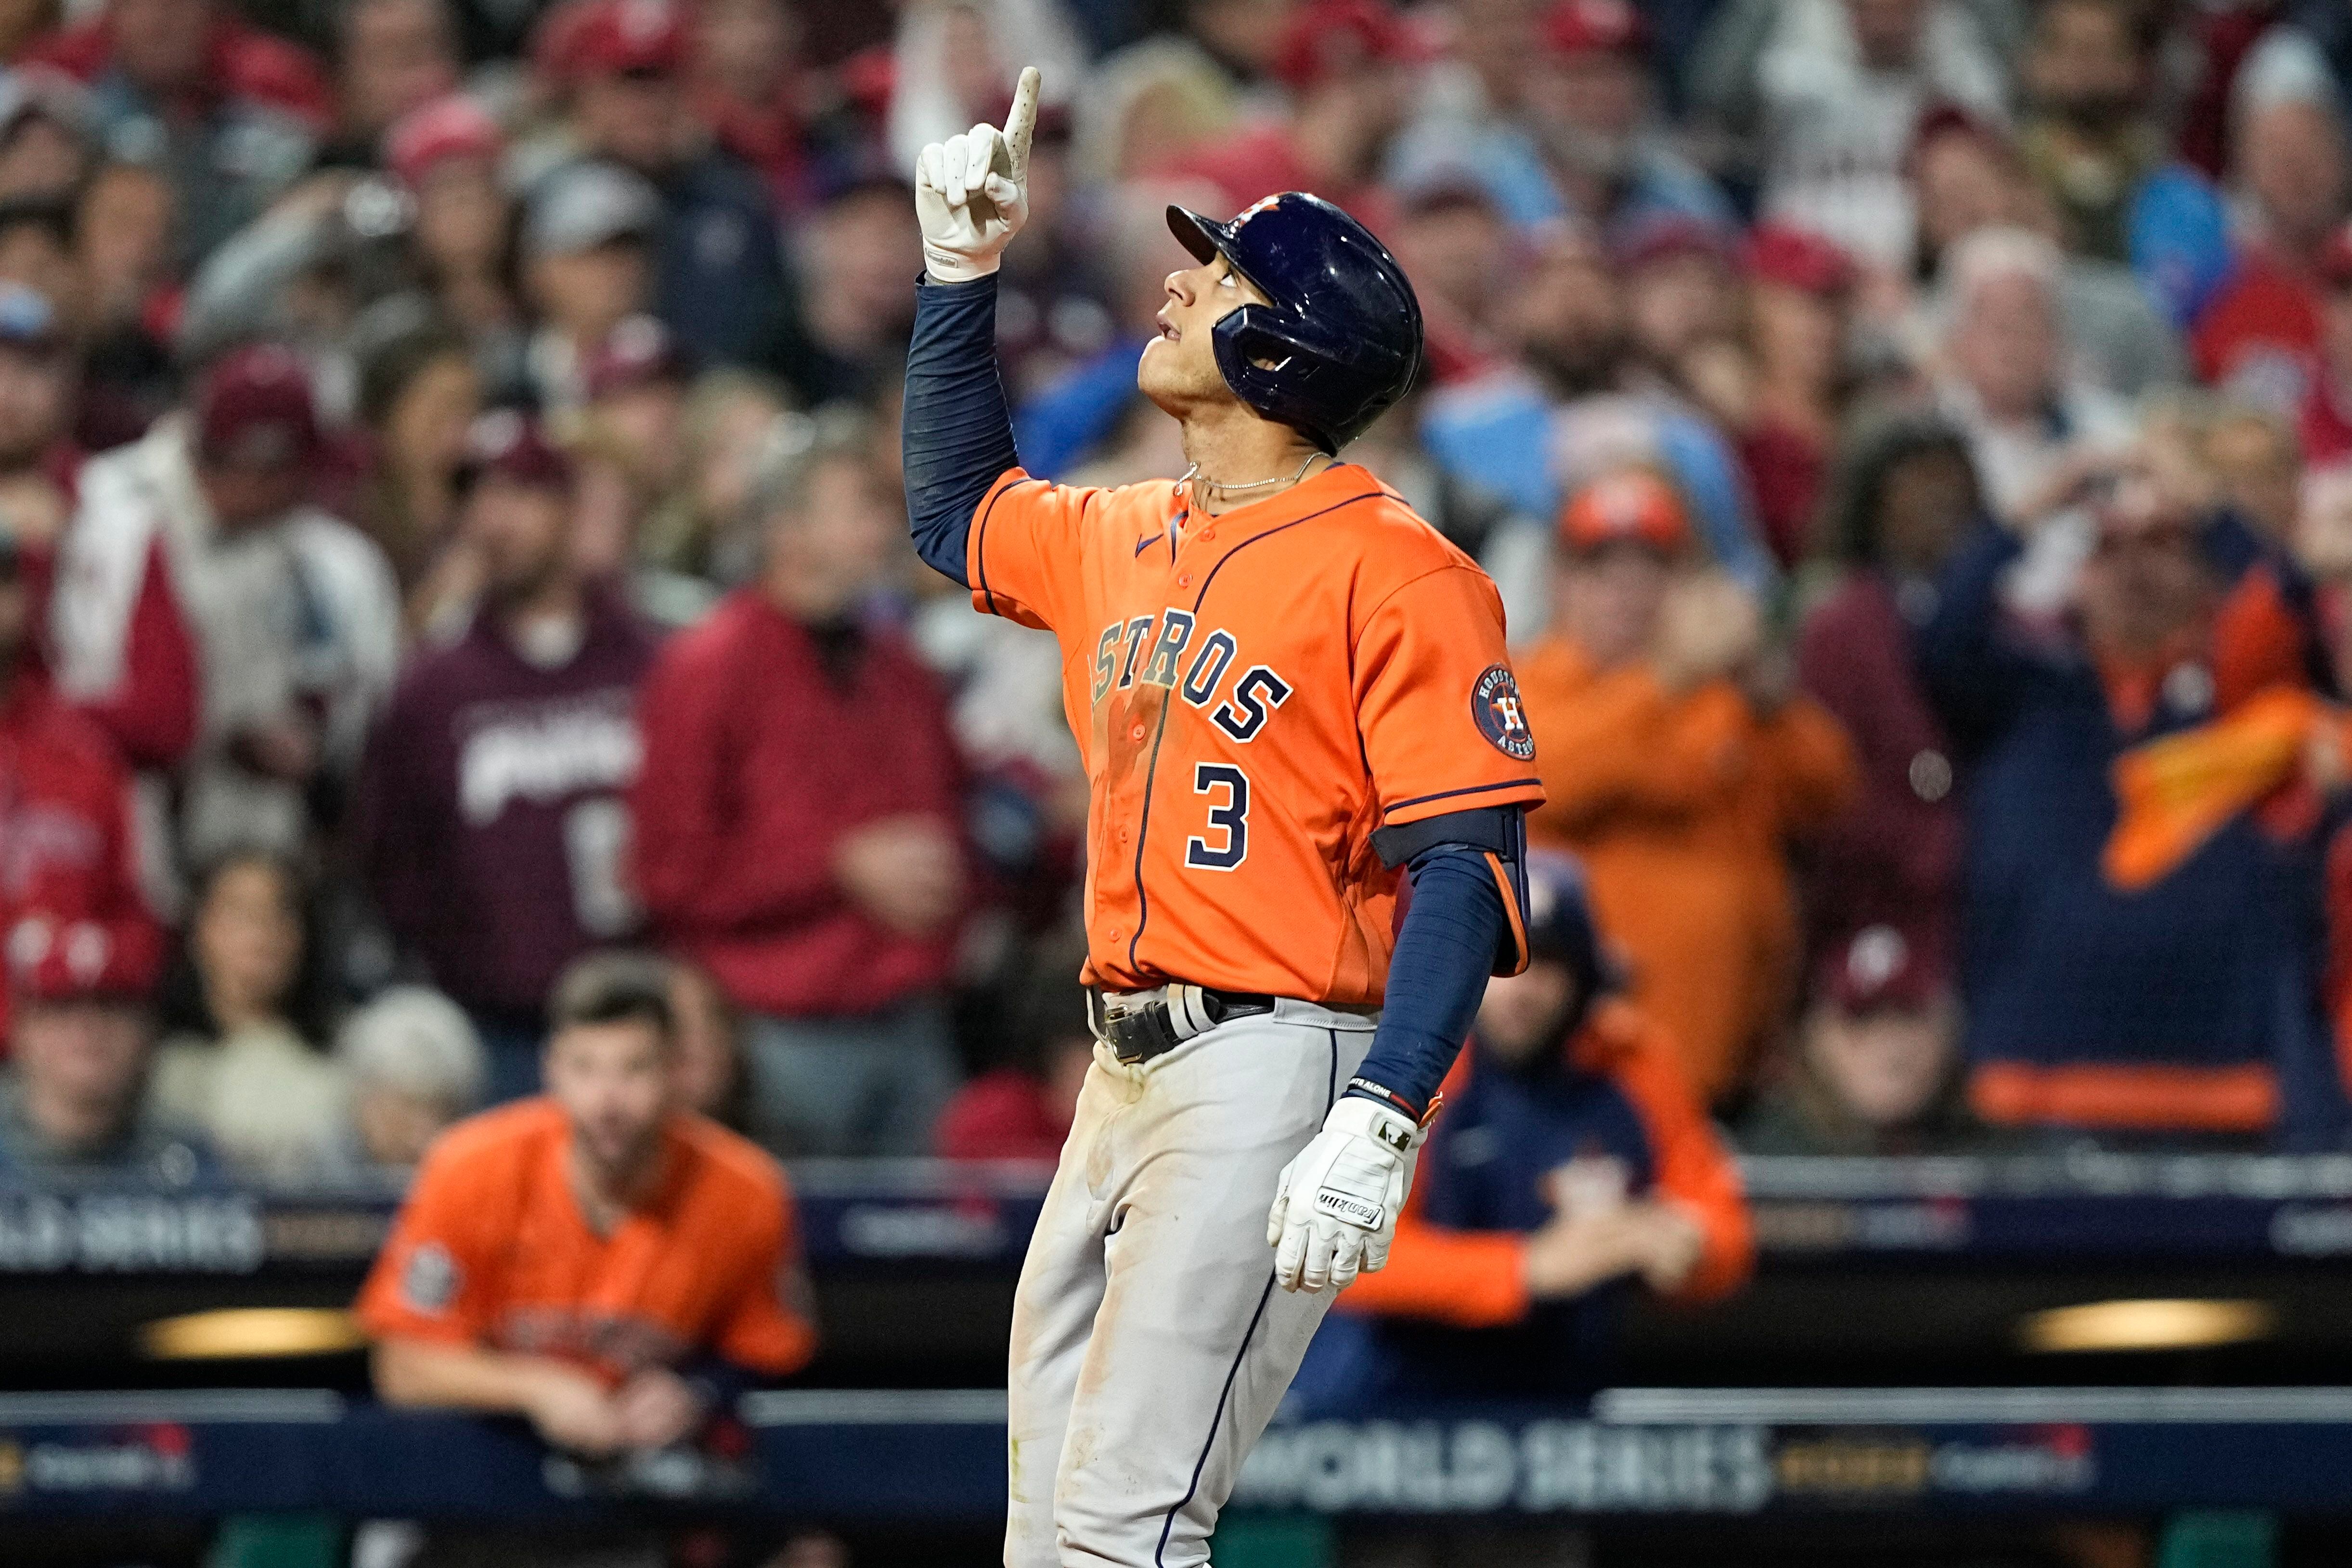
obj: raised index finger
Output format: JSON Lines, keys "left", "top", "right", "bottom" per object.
{"left": 1000, "top": 65, "right": 1041, "bottom": 180}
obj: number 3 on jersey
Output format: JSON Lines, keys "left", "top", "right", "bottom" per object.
{"left": 1185, "top": 763, "right": 1249, "bottom": 871}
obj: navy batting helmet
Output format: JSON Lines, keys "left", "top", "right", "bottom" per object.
{"left": 1165, "top": 193, "right": 1423, "bottom": 453}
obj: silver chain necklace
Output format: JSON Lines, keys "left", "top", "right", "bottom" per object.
{"left": 1181, "top": 451, "right": 1323, "bottom": 509}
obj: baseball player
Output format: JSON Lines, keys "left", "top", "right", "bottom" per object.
{"left": 903, "top": 69, "right": 1543, "bottom": 1566}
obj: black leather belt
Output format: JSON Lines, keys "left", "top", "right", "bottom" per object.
{"left": 1087, "top": 983, "right": 1276, "bottom": 1064}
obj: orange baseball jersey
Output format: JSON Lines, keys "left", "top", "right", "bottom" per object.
{"left": 356, "top": 1099, "right": 816, "bottom": 1381}
{"left": 968, "top": 461, "right": 1544, "bottom": 1002}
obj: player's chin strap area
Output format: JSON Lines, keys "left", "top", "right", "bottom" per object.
{"left": 1087, "top": 983, "right": 1277, "bottom": 1064}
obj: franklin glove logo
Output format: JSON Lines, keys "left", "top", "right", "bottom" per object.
{"left": 1317, "top": 1189, "right": 1384, "bottom": 1228}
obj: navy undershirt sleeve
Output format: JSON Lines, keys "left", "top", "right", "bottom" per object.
{"left": 1346, "top": 838, "right": 1511, "bottom": 1119}
{"left": 903, "top": 273, "right": 1021, "bottom": 587}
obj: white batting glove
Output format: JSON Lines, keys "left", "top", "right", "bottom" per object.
{"left": 1267, "top": 1096, "right": 1424, "bottom": 1293}
{"left": 914, "top": 65, "right": 1040, "bottom": 283}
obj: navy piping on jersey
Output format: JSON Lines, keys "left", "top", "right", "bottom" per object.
{"left": 1383, "top": 777, "right": 1544, "bottom": 818}
{"left": 1125, "top": 489, "right": 1380, "bottom": 973}
{"left": 972, "top": 476, "right": 1042, "bottom": 618}
{"left": 1152, "top": 1029, "right": 1341, "bottom": 1566}
{"left": 1185, "top": 489, "right": 1381, "bottom": 613}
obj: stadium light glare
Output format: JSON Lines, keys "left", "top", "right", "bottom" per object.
{"left": 2019, "top": 1298, "right": 2275, "bottom": 1354}
{"left": 139, "top": 1308, "right": 369, "bottom": 1360}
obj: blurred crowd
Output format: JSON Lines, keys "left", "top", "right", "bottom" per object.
{"left": 13, "top": 0, "right": 2352, "bottom": 1200}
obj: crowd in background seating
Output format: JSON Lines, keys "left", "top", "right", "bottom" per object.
{"left": 13, "top": 0, "right": 2352, "bottom": 1191}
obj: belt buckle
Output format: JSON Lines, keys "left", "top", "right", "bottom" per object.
{"left": 1111, "top": 990, "right": 1184, "bottom": 1063}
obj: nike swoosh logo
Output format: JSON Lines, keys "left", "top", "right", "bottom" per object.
{"left": 1134, "top": 533, "right": 1162, "bottom": 556}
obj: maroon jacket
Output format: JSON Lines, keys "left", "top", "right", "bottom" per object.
{"left": 356, "top": 591, "right": 659, "bottom": 1020}
{"left": 1794, "top": 570, "right": 1962, "bottom": 968}
{"left": 631, "top": 591, "right": 965, "bottom": 1018}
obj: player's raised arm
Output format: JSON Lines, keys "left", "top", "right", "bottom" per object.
{"left": 902, "top": 66, "right": 1039, "bottom": 588}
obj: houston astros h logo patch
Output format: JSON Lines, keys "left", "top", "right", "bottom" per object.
{"left": 1472, "top": 664, "right": 1535, "bottom": 760}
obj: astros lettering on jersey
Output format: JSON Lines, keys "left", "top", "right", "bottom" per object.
{"left": 968, "top": 461, "right": 1544, "bottom": 1003}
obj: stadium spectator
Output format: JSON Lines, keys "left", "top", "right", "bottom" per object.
{"left": 336, "top": 984, "right": 485, "bottom": 1170}
{"left": 780, "top": 174, "right": 921, "bottom": 410}
{"left": 148, "top": 849, "right": 344, "bottom": 1181}
{"left": 2014, "top": 0, "right": 2159, "bottom": 265}
{"left": 383, "top": 95, "right": 523, "bottom": 390}
{"left": 52, "top": 343, "right": 401, "bottom": 874}
{"left": 1293, "top": 854, "right": 1749, "bottom": 1410}
{"left": 2302, "top": 222, "right": 2352, "bottom": 465}
{"left": 2189, "top": 63, "right": 2351, "bottom": 409}
{"left": 1730, "top": 223, "right": 1856, "bottom": 566}
{"left": 0, "top": 938, "right": 204, "bottom": 1184}
{"left": 989, "top": 105, "right": 1119, "bottom": 406}
{"left": 567, "top": 313, "right": 710, "bottom": 624}
{"left": 1918, "top": 437, "right": 2331, "bottom": 1141}
{"left": 540, "top": 0, "right": 793, "bottom": 379}
{"left": 1938, "top": 226, "right": 2136, "bottom": 526}
{"left": 2200, "top": 399, "right": 2303, "bottom": 544}
{"left": 358, "top": 411, "right": 658, "bottom": 1102}
{"left": 23, "top": 0, "right": 330, "bottom": 267}
{"left": 0, "top": 284, "right": 84, "bottom": 557}
{"left": 0, "top": 277, "right": 183, "bottom": 676}
{"left": 1175, "top": 0, "right": 1409, "bottom": 222}
{"left": 1419, "top": 223, "right": 1778, "bottom": 598}
{"left": 0, "top": 70, "right": 98, "bottom": 202}
{"left": 668, "top": 957, "right": 748, "bottom": 1132}
{"left": 646, "top": 367, "right": 789, "bottom": 583}
{"left": 1739, "top": 922, "right": 1993, "bottom": 1155}
{"left": 360, "top": 951, "right": 816, "bottom": 1455}
{"left": 1699, "top": 0, "right": 2013, "bottom": 273}
{"left": 933, "top": 946, "right": 1092, "bottom": 1162}
{"left": 1797, "top": 411, "right": 1977, "bottom": 973}
{"left": 685, "top": 0, "right": 816, "bottom": 214}
{"left": 327, "top": 0, "right": 460, "bottom": 165}
{"left": 0, "top": 196, "right": 87, "bottom": 346}
{"left": 633, "top": 411, "right": 967, "bottom": 1157}
{"left": 0, "top": 519, "right": 165, "bottom": 1055}
{"left": 1615, "top": 213, "right": 1742, "bottom": 401}
{"left": 1907, "top": 105, "right": 2187, "bottom": 403}
{"left": 71, "top": 160, "right": 179, "bottom": 449}
{"left": 1517, "top": 0, "right": 1735, "bottom": 237}
{"left": 1519, "top": 467, "right": 1855, "bottom": 1105}
{"left": 518, "top": 159, "right": 661, "bottom": 413}
{"left": 352, "top": 321, "right": 481, "bottom": 632}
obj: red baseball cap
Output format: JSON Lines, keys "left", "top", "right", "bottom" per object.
{"left": 194, "top": 344, "right": 320, "bottom": 471}
{"left": 1609, "top": 210, "right": 1732, "bottom": 274}
{"left": 385, "top": 94, "right": 502, "bottom": 189}
{"left": 583, "top": 314, "right": 686, "bottom": 400}
{"left": 1817, "top": 924, "right": 1945, "bottom": 1015}
{"left": 456, "top": 408, "right": 574, "bottom": 492}
{"left": 1543, "top": 0, "right": 1648, "bottom": 57}
{"left": 1745, "top": 223, "right": 1855, "bottom": 296}
{"left": 1274, "top": 0, "right": 1414, "bottom": 90}
{"left": 8, "top": 912, "right": 161, "bottom": 1007}
{"left": 538, "top": 0, "right": 683, "bottom": 85}
{"left": 1558, "top": 467, "right": 1688, "bottom": 553}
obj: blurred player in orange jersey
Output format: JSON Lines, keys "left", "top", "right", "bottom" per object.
{"left": 358, "top": 951, "right": 814, "bottom": 1458}
{"left": 1292, "top": 852, "right": 1751, "bottom": 1414}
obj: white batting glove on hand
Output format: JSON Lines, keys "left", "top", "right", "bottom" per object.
{"left": 914, "top": 65, "right": 1040, "bottom": 283}
{"left": 1267, "top": 1096, "right": 1424, "bottom": 1293}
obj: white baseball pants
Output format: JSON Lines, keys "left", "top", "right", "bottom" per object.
{"left": 1004, "top": 998, "right": 1376, "bottom": 1568}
